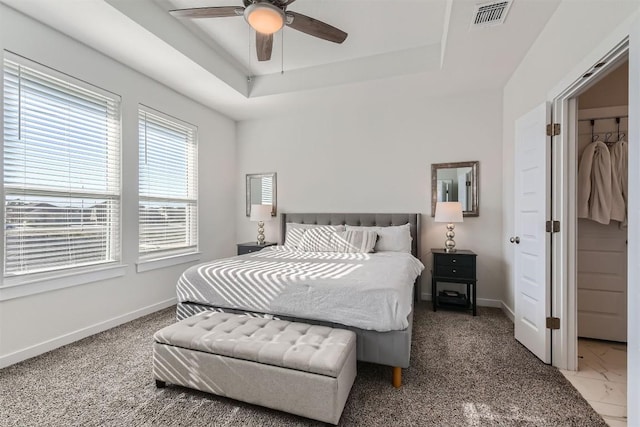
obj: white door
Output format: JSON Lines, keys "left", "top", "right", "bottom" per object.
{"left": 514, "top": 102, "right": 552, "bottom": 363}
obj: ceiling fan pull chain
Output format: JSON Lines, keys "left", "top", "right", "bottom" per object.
{"left": 281, "top": 29, "right": 284, "bottom": 75}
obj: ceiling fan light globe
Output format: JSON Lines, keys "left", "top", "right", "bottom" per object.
{"left": 244, "top": 3, "right": 285, "bottom": 35}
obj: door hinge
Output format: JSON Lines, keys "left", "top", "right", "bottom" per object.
{"left": 545, "top": 220, "right": 560, "bottom": 233}
{"left": 546, "top": 123, "right": 560, "bottom": 136}
{"left": 546, "top": 317, "right": 560, "bottom": 330}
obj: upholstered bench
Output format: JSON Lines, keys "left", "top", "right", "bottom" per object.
{"left": 153, "top": 311, "right": 357, "bottom": 425}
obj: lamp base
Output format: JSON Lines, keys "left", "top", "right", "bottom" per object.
{"left": 256, "top": 221, "right": 265, "bottom": 245}
{"left": 444, "top": 223, "right": 456, "bottom": 253}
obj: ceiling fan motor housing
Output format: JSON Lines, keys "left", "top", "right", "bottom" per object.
{"left": 244, "top": 2, "right": 285, "bottom": 34}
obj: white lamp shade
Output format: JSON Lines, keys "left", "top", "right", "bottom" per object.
{"left": 250, "top": 204, "right": 273, "bottom": 221}
{"left": 434, "top": 202, "right": 463, "bottom": 223}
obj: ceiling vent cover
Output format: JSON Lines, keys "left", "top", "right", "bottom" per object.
{"left": 471, "top": 1, "right": 512, "bottom": 29}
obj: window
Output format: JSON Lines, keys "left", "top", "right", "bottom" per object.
{"left": 3, "top": 54, "right": 121, "bottom": 277}
{"left": 138, "top": 106, "right": 197, "bottom": 260}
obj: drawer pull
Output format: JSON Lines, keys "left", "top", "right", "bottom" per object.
{"left": 452, "top": 269, "right": 456, "bottom": 273}
{"left": 452, "top": 259, "right": 456, "bottom": 263}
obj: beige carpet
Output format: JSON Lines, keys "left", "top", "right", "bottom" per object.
{"left": 0, "top": 303, "right": 605, "bottom": 426}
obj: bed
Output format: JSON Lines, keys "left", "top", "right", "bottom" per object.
{"left": 176, "top": 213, "right": 422, "bottom": 387}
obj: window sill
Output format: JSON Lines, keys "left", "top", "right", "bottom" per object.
{"left": 0, "top": 264, "right": 127, "bottom": 301}
{"left": 136, "top": 252, "right": 201, "bottom": 273}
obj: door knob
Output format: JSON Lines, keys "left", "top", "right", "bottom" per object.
{"left": 509, "top": 236, "right": 520, "bottom": 244}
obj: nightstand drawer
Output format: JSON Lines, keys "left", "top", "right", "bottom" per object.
{"left": 237, "top": 242, "right": 276, "bottom": 256}
{"left": 434, "top": 254, "right": 474, "bottom": 268}
{"left": 435, "top": 265, "right": 474, "bottom": 279}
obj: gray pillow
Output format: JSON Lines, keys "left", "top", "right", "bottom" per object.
{"left": 299, "top": 228, "right": 336, "bottom": 252}
{"left": 284, "top": 223, "right": 345, "bottom": 249}
{"left": 331, "top": 230, "right": 378, "bottom": 253}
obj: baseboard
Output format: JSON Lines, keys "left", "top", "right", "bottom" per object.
{"left": 501, "top": 301, "right": 515, "bottom": 322}
{"left": 421, "top": 293, "right": 434, "bottom": 301}
{"left": 420, "top": 292, "right": 505, "bottom": 309}
{"left": 0, "top": 297, "right": 176, "bottom": 369}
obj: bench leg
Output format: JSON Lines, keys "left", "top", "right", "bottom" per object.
{"left": 155, "top": 379, "right": 166, "bottom": 388}
{"left": 392, "top": 367, "right": 402, "bottom": 388}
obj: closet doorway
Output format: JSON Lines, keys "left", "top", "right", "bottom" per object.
{"left": 575, "top": 61, "right": 628, "bottom": 343}
{"left": 548, "top": 38, "right": 629, "bottom": 371}
{"left": 550, "top": 44, "right": 629, "bottom": 423}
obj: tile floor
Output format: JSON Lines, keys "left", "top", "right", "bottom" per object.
{"left": 561, "top": 338, "right": 627, "bottom": 427}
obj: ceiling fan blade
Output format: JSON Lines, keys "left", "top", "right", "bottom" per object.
{"left": 169, "top": 7, "right": 243, "bottom": 19}
{"left": 256, "top": 32, "right": 273, "bottom": 62}
{"left": 286, "top": 11, "right": 347, "bottom": 44}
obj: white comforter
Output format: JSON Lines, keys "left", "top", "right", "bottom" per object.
{"left": 177, "top": 246, "right": 424, "bottom": 332}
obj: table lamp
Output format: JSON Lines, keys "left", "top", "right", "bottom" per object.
{"left": 434, "top": 201, "right": 463, "bottom": 252}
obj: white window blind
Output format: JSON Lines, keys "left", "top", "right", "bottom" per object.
{"left": 261, "top": 177, "right": 272, "bottom": 205}
{"left": 138, "top": 107, "right": 197, "bottom": 259}
{"left": 3, "top": 55, "right": 121, "bottom": 277}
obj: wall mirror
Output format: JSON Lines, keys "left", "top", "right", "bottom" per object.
{"left": 431, "top": 161, "right": 479, "bottom": 217}
{"left": 246, "top": 172, "right": 277, "bottom": 217}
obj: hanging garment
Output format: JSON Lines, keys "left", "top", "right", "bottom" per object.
{"left": 577, "top": 141, "right": 611, "bottom": 224}
{"left": 610, "top": 139, "right": 628, "bottom": 227}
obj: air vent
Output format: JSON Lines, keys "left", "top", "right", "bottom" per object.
{"left": 471, "top": 1, "right": 512, "bottom": 29}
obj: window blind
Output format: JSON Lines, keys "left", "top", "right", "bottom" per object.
{"left": 3, "top": 55, "right": 121, "bottom": 277}
{"left": 138, "top": 107, "right": 197, "bottom": 259}
{"left": 261, "top": 177, "right": 272, "bottom": 205}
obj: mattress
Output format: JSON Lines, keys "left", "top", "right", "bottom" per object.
{"left": 177, "top": 246, "right": 424, "bottom": 332}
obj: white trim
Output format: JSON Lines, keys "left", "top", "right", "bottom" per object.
{"left": 501, "top": 301, "right": 514, "bottom": 322}
{"left": 421, "top": 291, "right": 504, "bottom": 308}
{"left": 551, "top": 42, "right": 630, "bottom": 371}
{"left": 421, "top": 292, "right": 433, "bottom": 301}
{"left": 0, "top": 297, "right": 176, "bottom": 369}
{"left": 0, "top": 264, "right": 127, "bottom": 301}
{"left": 476, "top": 298, "right": 503, "bottom": 308}
{"left": 626, "top": 16, "right": 640, "bottom": 424}
{"left": 136, "top": 252, "right": 201, "bottom": 273}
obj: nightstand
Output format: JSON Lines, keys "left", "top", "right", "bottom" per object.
{"left": 237, "top": 242, "right": 276, "bottom": 255}
{"left": 431, "top": 249, "right": 477, "bottom": 316}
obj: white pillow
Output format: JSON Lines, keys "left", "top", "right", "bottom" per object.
{"left": 284, "top": 223, "right": 345, "bottom": 249}
{"left": 345, "top": 223, "right": 412, "bottom": 253}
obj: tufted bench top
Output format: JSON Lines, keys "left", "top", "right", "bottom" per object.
{"left": 154, "top": 311, "right": 356, "bottom": 378}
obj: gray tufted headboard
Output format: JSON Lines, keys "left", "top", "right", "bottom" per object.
{"left": 280, "top": 213, "right": 420, "bottom": 259}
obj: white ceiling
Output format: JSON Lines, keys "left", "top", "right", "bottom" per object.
{"left": 163, "top": 0, "right": 448, "bottom": 76}
{"left": 0, "top": 0, "right": 561, "bottom": 120}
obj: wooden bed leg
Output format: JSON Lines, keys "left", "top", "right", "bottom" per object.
{"left": 392, "top": 367, "right": 402, "bottom": 388}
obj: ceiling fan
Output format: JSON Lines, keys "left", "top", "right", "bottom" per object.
{"left": 169, "top": 0, "right": 348, "bottom": 62}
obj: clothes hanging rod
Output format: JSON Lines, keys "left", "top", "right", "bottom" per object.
{"left": 578, "top": 115, "right": 628, "bottom": 122}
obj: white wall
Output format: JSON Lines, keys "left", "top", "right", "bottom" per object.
{"left": 0, "top": 4, "right": 237, "bottom": 366}
{"left": 502, "top": 1, "right": 640, "bottom": 311}
{"left": 237, "top": 82, "right": 505, "bottom": 307}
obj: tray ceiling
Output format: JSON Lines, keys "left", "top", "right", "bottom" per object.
{"left": 0, "top": 0, "right": 561, "bottom": 120}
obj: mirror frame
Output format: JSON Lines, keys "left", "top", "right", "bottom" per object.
{"left": 246, "top": 172, "right": 277, "bottom": 217}
{"left": 431, "top": 161, "right": 479, "bottom": 217}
